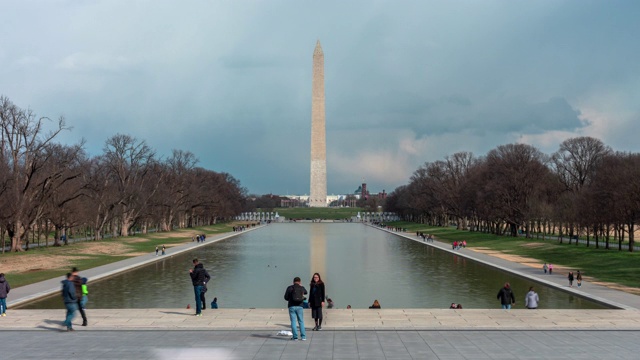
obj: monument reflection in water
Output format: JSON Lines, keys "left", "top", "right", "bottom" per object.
{"left": 24, "top": 223, "right": 606, "bottom": 309}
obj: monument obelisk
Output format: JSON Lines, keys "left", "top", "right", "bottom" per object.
{"left": 309, "top": 40, "right": 327, "bottom": 207}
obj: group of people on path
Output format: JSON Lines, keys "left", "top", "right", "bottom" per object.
{"left": 192, "top": 234, "right": 207, "bottom": 243}
{"left": 60, "top": 267, "right": 89, "bottom": 331}
{"left": 568, "top": 270, "right": 583, "bottom": 287}
{"left": 452, "top": 240, "right": 466, "bottom": 250}
{"left": 155, "top": 245, "right": 166, "bottom": 256}
{"left": 544, "top": 263, "right": 584, "bottom": 287}
{"left": 417, "top": 232, "right": 434, "bottom": 242}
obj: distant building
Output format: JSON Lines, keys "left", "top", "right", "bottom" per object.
{"left": 278, "top": 183, "right": 385, "bottom": 207}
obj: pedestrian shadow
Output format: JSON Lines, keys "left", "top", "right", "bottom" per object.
{"left": 38, "top": 319, "right": 65, "bottom": 331}
{"left": 250, "top": 333, "right": 290, "bottom": 341}
{"left": 159, "top": 311, "right": 191, "bottom": 315}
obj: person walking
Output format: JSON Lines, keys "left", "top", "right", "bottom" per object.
{"left": 284, "top": 276, "right": 308, "bottom": 341}
{"left": 71, "top": 268, "right": 88, "bottom": 326}
{"left": 309, "top": 272, "right": 326, "bottom": 331}
{"left": 155, "top": 246, "right": 159, "bottom": 256}
{"left": 0, "top": 273, "right": 10, "bottom": 316}
{"left": 189, "top": 258, "right": 209, "bottom": 316}
{"left": 548, "top": 263, "right": 553, "bottom": 274}
{"left": 497, "top": 282, "right": 516, "bottom": 309}
{"left": 161, "top": 245, "right": 166, "bottom": 255}
{"left": 525, "top": 286, "right": 539, "bottom": 309}
{"left": 576, "top": 270, "right": 583, "bottom": 287}
{"left": 568, "top": 271, "right": 574, "bottom": 287}
{"left": 543, "top": 263, "right": 548, "bottom": 274}
{"left": 61, "top": 273, "right": 78, "bottom": 331}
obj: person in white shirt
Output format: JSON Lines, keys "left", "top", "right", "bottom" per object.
{"left": 525, "top": 286, "right": 539, "bottom": 309}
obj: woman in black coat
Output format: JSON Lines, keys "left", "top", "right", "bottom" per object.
{"left": 309, "top": 272, "right": 326, "bottom": 330}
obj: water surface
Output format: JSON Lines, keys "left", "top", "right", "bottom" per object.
{"left": 24, "top": 223, "right": 606, "bottom": 309}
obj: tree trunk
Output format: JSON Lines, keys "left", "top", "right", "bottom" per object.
{"left": 617, "top": 225, "right": 623, "bottom": 251}
{"left": 628, "top": 223, "right": 635, "bottom": 252}
{"left": 9, "top": 222, "right": 25, "bottom": 252}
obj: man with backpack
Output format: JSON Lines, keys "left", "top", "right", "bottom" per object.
{"left": 189, "top": 258, "right": 210, "bottom": 316}
{"left": 284, "top": 276, "right": 308, "bottom": 341}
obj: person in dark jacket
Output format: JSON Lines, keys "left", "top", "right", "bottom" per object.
{"left": 200, "top": 267, "right": 211, "bottom": 310}
{"left": 568, "top": 271, "right": 574, "bottom": 287}
{"left": 497, "top": 282, "right": 516, "bottom": 309}
{"left": 309, "top": 272, "right": 326, "bottom": 331}
{"left": 189, "top": 258, "right": 209, "bottom": 316}
{"left": 61, "top": 273, "right": 78, "bottom": 331}
{"left": 284, "top": 276, "right": 308, "bottom": 341}
{"left": 71, "top": 267, "right": 88, "bottom": 326}
{"left": 0, "top": 273, "right": 10, "bottom": 316}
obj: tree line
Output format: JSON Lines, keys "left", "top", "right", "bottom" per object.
{"left": 384, "top": 137, "right": 640, "bottom": 252}
{"left": 0, "top": 96, "right": 247, "bottom": 252}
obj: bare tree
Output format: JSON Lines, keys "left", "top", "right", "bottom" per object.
{"left": 102, "top": 134, "right": 159, "bottom": 237}
{"left": 0, "top": 96, "right": 77, "bottom": 251}
{"left": 552, "top": 137, "right": 612, "bottom": 192}
{"left": 155, "top": 150, "right": 198, "bottom": 231}
{"left": 42, "top": 143, "right": 86, "bottom": 246}
{"left": 482, "top": 144, "right": 550, "bottom": 237}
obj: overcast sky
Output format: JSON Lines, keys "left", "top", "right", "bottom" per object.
{"left": 2, "top": 1, "right": 639, "bottom": 195}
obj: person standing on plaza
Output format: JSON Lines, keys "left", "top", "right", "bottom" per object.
{"left": 155, "top": 246, "right": 159, "bottom": 256}
{"left": 497, "top": 282, "right": 516, "bottom": 309}
{"left": 162, "top": 245, "right": 166, "bottom": 255}
{"left": 548, "top": 263, "right": 553, "bottom": 274}
{"left": 543, "top": 263, "right": 548, "bottom": 274}
{"left": 189, "top": 258, "right": 208, "bottom": 316}
{"left": 525, "top": 286, "right": 539, "bottom": 309}
{"left": 309, "top": 272, "right": 326, "bottom": 331}
{"left": 568, "top": 271, "right": 574, "bottom": 287}
{"left": 80, "top": 277, "right": 89, "bottom": 312}
{"left": 71, "top": 268, "right": 88, "bottom": 326}
{"left": 284, "top": 276, "right": 307, "bottom": 341}
{"left": 576, "top": 270, "right": 583, "bottom": 287}
{"left": 61, "top": 273, "right": 78, "bottom": 331}
{"left": 0, "top": 273, "right": 10, "bottom": 316}
{"left": 200, "top": 266, "right": 211, "bottom": 310}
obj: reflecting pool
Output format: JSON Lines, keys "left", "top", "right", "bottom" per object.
{"left": 24, "top": 223, "right": 606, "bottom": 309}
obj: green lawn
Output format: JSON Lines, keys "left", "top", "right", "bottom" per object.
{"left": 272, "top": 207, "right": 363, "bottom": 220}
{"left": 389, "top": 221, "right": 640, "bottom": 289}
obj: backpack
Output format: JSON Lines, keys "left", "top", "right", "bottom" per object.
{"left": 291, "top": 284, "right": 305, "bottom": 302}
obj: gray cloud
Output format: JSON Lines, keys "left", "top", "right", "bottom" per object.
{"left": 2, "top": 0, "right": 639, "bottom": 195}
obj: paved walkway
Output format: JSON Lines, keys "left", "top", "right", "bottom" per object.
{"left": 2, "top": 329, "right": 639, "bottom": 360}
{"left": 2, "top": 224, "right": 640, "bottom": 359}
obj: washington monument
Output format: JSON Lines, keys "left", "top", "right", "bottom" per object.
{"left": 310, "top": 40, "right": 327, "bottom": 207}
